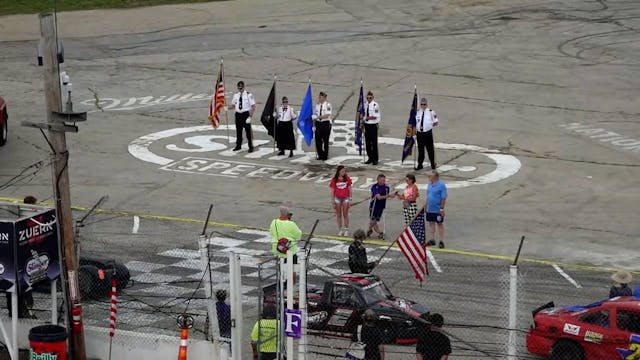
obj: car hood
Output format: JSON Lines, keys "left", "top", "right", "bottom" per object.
{"left": 371, "top": 297, "right": 429, "bottom": 319}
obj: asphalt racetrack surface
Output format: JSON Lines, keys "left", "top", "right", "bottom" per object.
{"left": 1, "top": 0, "right": 639, "bottom": 358}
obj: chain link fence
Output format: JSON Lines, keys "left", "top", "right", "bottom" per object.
{"left": 31, "top": 208, "right": 616, "bottom": 360}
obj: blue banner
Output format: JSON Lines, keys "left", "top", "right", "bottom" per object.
{"left": 401, "top": 89, "right": 418, "bottom": 163}
{"left": 297, "top": 84, "right": 314, "bottom": 146}
{"left": 354, "top": 85, "right": 365, "bottom": 155}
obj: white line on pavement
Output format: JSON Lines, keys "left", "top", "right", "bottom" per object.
{"left": 427, "top": 250, "right": 442, "bottom": 273}
{"left": 132, "top": 215, "right": 140, "bottom": 234}
{"left": 552, "top": 264, "right": 582, "bottom": 288}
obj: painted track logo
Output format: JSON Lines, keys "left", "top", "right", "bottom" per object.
{"left": 128, "top": 120, "right": 521, "bottom": 191}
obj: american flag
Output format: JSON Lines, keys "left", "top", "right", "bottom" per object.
{"left": 397, "top": 206, "right": 429, "bottom": 282}
{"left": 109, "top": 278, "right": 117, "bottom": 338}
{"left": 208, "top": 63, "right": 225, "bottom": 128}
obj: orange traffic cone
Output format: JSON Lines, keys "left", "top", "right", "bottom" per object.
{"left": 177, "top": 327, "right": 189, "bottom": 360}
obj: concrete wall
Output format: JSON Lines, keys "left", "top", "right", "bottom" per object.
{"left": 0, "top": 318, "right": 219, "bottom": 360}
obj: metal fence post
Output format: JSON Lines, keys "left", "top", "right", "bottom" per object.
{"left": 198, "top": 236, "right": 219, "bottom": 343}
{"left": 286, "top": 251, "right": 294, "bottom": 359}
{"left": 297, "top": 250, "right": 308, "bottom": 360}
{"left": 229, "top": 252, "right": 243, "bottom": 360}
{"left": 507, "top": 264, "right": 518, "bottom": 360}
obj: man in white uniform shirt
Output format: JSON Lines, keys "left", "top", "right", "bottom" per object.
{"left": 415, "top": 97, "right": 439, "bottom": 170}
{"left": 276, "top": 96, "right": 297, "bottom": 157}
{"left": 229, "top": 81, "right": 256, "bottom": 152}
{"left": 312, "top": 91, "right": 332, "bottom": 161}
{"left": 364, "top": 91, "right": 381, "bottom": 165}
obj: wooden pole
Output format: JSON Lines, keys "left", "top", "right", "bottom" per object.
{"left": 40, "top": 13, "right": 87, "bottom": 360}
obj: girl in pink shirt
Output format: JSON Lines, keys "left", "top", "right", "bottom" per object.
{"left": 330, "top": 165, "right": 352, "bottom": 236}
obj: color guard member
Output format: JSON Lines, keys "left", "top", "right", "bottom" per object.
{"left": 312, "top": 91, "right": 332, "bottom": 160}
{"left": 230, "top": 81, "right": 256, "bottom": 152}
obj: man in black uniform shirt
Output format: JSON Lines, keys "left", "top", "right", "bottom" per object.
{"left": 416, "top": 313, "right": 451, "bottom": 360}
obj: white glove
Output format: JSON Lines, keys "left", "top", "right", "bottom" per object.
{"left": 246, "top": 116, "right": 252, "bottom": 124}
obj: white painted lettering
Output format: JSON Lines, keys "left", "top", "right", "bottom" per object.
{"left": 167, "top": 135, "right": 228, "bottom": 153}
{"left": 560, "top": 122, "right": 584, "bottom": 129}
{"left": 574, "top": 128, "right": 605, "bottom": 136}
{"left": 610, "top": 139, "right": 640, "bottom": 147}
{"left": 198, "top": 161, "right": 231, "bottom": 172}
{"left": 246, "top": 167, "right": 279, "bottom": 178}
{"left": 221, "top": 165, "right": 255, "bottom": 176}
{"left": 599, "top": 136, "right": 625, "bottom": 144}
{"left": 178, "top": 159, "right": 209, "bottom": 171}
{"left": 626, "top": 145, "right": 640, "bottom": 153}
{"left": 299, "top": 172, "right": 333, "bottom": 183}
{"left": 590, "top": 131, "right": 621, "bottom": 139}
{"left": 271, "top": 170, "right": 302, "bottom": 180}
{"left": 358, "top": 177, "right": 377, "bottom": 189}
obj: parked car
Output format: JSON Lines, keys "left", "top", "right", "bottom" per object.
{"left": 265, "top": 273, "right": 430, "bottom": 344}
{"left": 0, "top": 96, "right": 7, "bottom": 146}
{"left": 526, "top": 297, "right": 640, "bottom": 360}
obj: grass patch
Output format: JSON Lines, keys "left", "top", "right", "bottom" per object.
{"left": 0, "top": 0, "right": 227, "bottom": 16}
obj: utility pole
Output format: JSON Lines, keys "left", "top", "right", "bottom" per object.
{"left": 24, "top": 13, "right": 88, "bottom": 360}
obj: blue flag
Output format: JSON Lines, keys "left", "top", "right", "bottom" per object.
{"left": 354, "top": 85, "right": 365, "bottom": 155}
{"left": 401, "top": 89, "right": 418, "bottom": 163}
{"left": 297, "top": 84, "right": 314, "bottom": 146}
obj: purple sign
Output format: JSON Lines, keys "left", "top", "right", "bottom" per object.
{"left": 284, "top": 309, "right": 302, "bottom": 339}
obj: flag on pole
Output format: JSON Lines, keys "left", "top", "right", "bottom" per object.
{"left": 401, "top": 88, "right": 418, "bottom": 163}
{"left": 261, "top": 81, "right": 277, "bottom": 137}
{"left": 208, "top": 63, "right": 225, "bottom": 128}
{"left": 396, "top": 207, "right": 429, "bottom": 282}
{"left": 297, "top": 83, "right": 314, "bottom": 146}
{"left": 109, "top": 278, "right": 118, "bottom": 338}
{"left": 354, "top": 83, "right": 365, "bottom": 155}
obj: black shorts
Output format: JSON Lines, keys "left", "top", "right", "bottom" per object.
{"left": 425, "top": 212, "right": 445, "bottom": 223}
{"left": 369, "top": 207, "right": 384, "bottom": 221}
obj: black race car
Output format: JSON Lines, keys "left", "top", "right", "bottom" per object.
{"left": 265, "top": 273, "right": 429, "bottom": 344}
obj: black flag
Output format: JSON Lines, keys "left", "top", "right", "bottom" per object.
{"left": 261, "top": 81, "right": 277, "bottom": 137}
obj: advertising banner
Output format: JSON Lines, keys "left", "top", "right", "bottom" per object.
{"left": 0, "top": 221, "right": 16, "bottom": 292}
{"left": 15, "top": 209, "right": 60, "bottom": 293}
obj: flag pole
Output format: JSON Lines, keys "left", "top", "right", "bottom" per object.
{"left": 413, "top": 84, "right": 417, "bottom": 170}
{"left": 361, "top": 78, "right": 366, "bottom": 164}
{"left": 222, "top": 58, "right": 230, "bottom": 144}
{"left": 273, "top": 74, "right": 277, "bottom": 153}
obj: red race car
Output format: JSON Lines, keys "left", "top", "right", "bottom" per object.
{"left": 526, "top": 297, "right": 640, "bottom": 360}
{"left": 0, "top": 96, "right": 7, "bottom": 146}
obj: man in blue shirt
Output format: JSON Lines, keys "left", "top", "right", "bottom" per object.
{"left": 425, "top": 170, "right": 448, "bottom": 248}
{"left": 215, "top": 289, "right": 231, "bottom": 339}
{"left": 368, "top": 174, "right": 391, "bottom": 239}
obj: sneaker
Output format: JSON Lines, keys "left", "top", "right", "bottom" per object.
{"left": 426, "top": 239, "right": 436, "bottom": 246}
{"left": 343, "top": 228, "right": 349, "bottom": 237}
{"left": 366, "top": 229, "right": 373, "bottom": 238}
{"left": 338, "top": 229, "right": 344, "bottom": 236}
{"left": 438, "top": 241, "right": 445, "bottom": 249}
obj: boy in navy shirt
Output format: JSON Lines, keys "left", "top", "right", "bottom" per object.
{"left": 368, "top": 174, "right": 391, "bottom": 239}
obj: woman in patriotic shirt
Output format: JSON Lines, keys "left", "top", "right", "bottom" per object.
{"left": 330, "top": 165, "right": 353, "bottom": 237}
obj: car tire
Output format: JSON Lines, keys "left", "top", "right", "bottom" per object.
{"left": 550, "top": 340, "right": 584, "bottom": 360}
{"left": 0, "top": 109, "right": 7, "bottom": 147}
